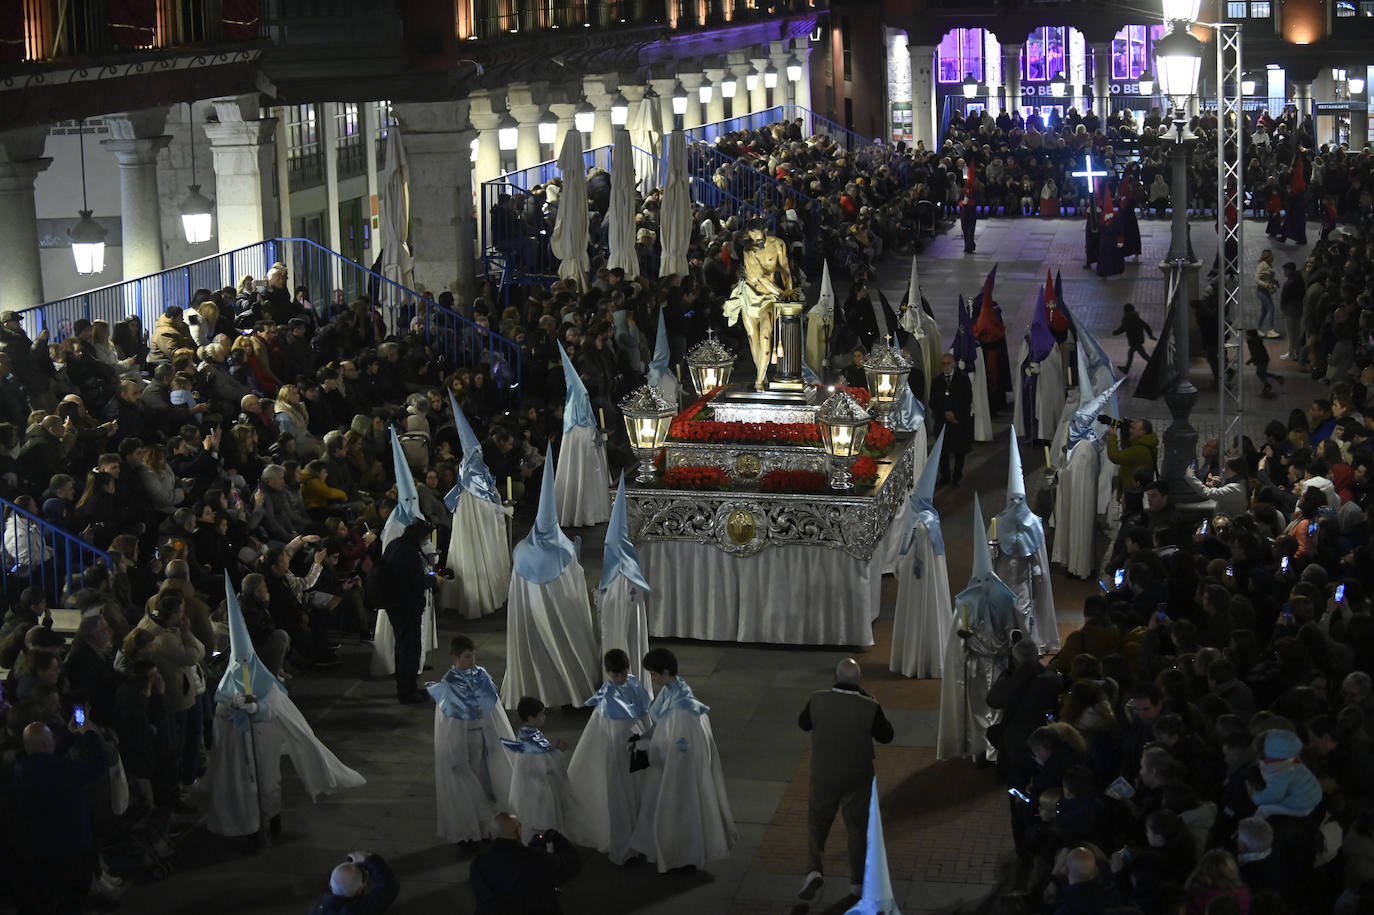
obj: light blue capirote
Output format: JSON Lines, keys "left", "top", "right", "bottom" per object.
{"left": 215, "top": 571, "right": 283, "bottom": 732}
{"left": 599, "top": 474, "right": 650, "bottom": 594}
{"left": 1068, "top": 373, "right": 1126, "bottom": 449}
{"left": 511, "top": 444, "right": 579, "bottom": 585}
{"left": 647, "top": 310, "right": 671, "bottom": 387}
{"left": 381, "top": 425, "right": 421, "bottom": 546}
{"left": 443, "top": 390, "right": 499, "bottom": 510}
{"left": 904, "top": 427, "right": 946, "bottom": 557}
{"left": 844, "top": 777, "right": 901, "bottom": 915}
{"left": 954, "top": 493, "right": 1018, "bottom": 631}
{"left": 1061, "top": 294, "right": 1120, "bottom": 419}
{"left": 994, "top": 428, "right": 1044, "bottom": 557}
{"left": 559, "top": 342, "right": 596, "bottom": 435}
{"left": 892, "top": 384, "right": 926, "bottom": 432}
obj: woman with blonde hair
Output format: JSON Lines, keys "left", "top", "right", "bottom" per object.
{"left": 138, "top": 445, "right": 185, "bottom": 515}
{"left": 87, "top": 320, "right": 140, "bottom": 378}
{"left": 1184, "top": 848, "right": 1250, "bottom": 914}
{"left": 274, "top": 384, "right": 322, "bottom": 458}
{"left": 189, "top": 300, "right": 220, "bottom": 347}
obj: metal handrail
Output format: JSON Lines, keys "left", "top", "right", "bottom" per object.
{"left": 1, "top": 497, "right": 112, "bottom": 606}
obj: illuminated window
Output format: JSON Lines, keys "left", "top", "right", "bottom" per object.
{"left": 1022, "top": 26, "right": 1065, "bottom": 83}
{"left": 937, "top": 28, "right": 985, "bottom": 84}
{"left": 1110, "top": 25, "right": 1166, "bottom": 80}
{"left": 1336, "top": 0, "right": 1356, "bottom": 15}
{"left": 1363, "top": 1, "right": 1374, "bottom": 15}
{"left": 1226, "top": 1, "right": 1247, "bottom": 16}
{"left": 1251, "top": 1, "right": 1271, "bottom": 15}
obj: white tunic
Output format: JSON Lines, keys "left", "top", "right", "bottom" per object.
{"left": 567, "top": 683, "right": 652, "bottom": 864}
{"left": 1012, "top": 342, "right": 1067, "bottom": 442}
{"left": 597, "top": 576, "right": 651, "bottom": 687}
{"left": 433, "top": 704, "right": 515, "bottom": 843}
{"left": 972, "top": 350, "right": 993, "bottom": 443}
{"left": 555, "top": 424, "right": 611, "bottom": 527}
{"left": 442, "top": 490, "right": 511, "bottom": 619}
{"left": 502, "top": 559, "right": 601, "bottom": 708}
{"left": 935, "top": 612, "right": 1012, "bottom": 761}
{"left": 890, "top": 523, "right": 952, "bottom": 679}
{"left": 504, "top": 732, "right": 582, "bottom": 842}
{"left": 1050, "top": 439, "right": 1101, "bottom": 579}
{"left": 993, "top": 541, "right": 1060, "bottom": 652}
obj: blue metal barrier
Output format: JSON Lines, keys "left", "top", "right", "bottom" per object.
{"left": 20, "top": 239, "right": 523, "bottom": 402}
{"left": 1, "top": 498, "right": 112, "bottom": 607}
{"left": 684, "top": 141, "right": 819, "bottom": 214}
{"left": 497, "top": 143, "right": 658, "bottom": 192}
{"left": 683, "top": 106, "right": 786, "bottom": 144}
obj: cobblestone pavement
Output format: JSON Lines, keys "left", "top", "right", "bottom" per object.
{"left": 118, "top": 214, "right": 1318, "bottom": 914}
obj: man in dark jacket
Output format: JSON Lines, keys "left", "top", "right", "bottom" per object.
{"left": 0, "top": 310, "right": 54, "bottom": 409}
{"left": 988, "top": 638, "right": 1063, "bottom": 788}
{"left": 1278, "top": 260, "right": 1305, "bottom": 360}
{"left": 14, "top": 721, "right": 109, "bottom": 913}
{"left": 310, "top": 851, "right": 399, "bottom": 915}
{"left": 63, "top": 615, "right": 121, "bottom": 726}
{"left": 470, "top": 813, "right": 579, "bottom": 915}
{"left": 796, "top": 658, "right": 895, "bottom": 901}
{"left": 383, "top": 520, "right": 439, "bottom": 703}
{"left": 929, "top": 353, "right": 974, "bottom": 486}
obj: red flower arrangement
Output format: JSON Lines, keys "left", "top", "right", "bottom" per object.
{"left": 839, "top": 386, "right": 873, "bottom": 408}
{"left": 663, "top": 466, "right": 730, "bottom": 490}
{"left": 864, "top": 423, "right": 895, "bottom": 455}
{"left": 664, "top": 384, "right": 897, "bottom": 457}
{"left": 759, "top": 469, "right": 831, "bottom": 493}
{"left": 851, "top": 456, "right": 879, "bottom": 485}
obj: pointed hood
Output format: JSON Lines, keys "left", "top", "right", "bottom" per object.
{"left": 559, "top": 341, "right": 596, "bottom": 434}
{"left": 843, "top": 778, "right": 902, "bottom": 915}
{"left": 512, "top": 444, "right": 579, "bottom": 585}
{"left": 1027, "top": 283, "right": 1055, "bottom": 363}
{"left": 382, "top": 426, "right": 421, "bottom": 548}
{"left": 810, "top": 259, "right": 835, "bottom": 323}
{"left": 892, "top": 384, "right": 926, "bottom": 432}
{"left": 1061, "top": 295, "right": 1118, "bottom": 415}
{"left": 1046, "top": 268, "right": 1070, "bottom": 340}
{"left": 445, "top": 390, "right": 500, "bottom": 509}
{"left": 908, "top": 428, "right": 945, "bottom": 555}
{"left": 1069, "top": 377, "right": 1125, "bottom": 448}
{"left": 599, "top": 474, "right": 650, "bottom": 593}
{"left": 972, "top": 265, "right": 1004, "bottom": 343}
{"left": 954, "top": 492, "right": 1019, "bottom": 632}
{"left": 1100, "top": 186, "right": 1116, "bottom": 219}
{"left": 951, "top": 294, "right": 977, "bottom": 369}
{"left": 995, "top": 429, "right": 1045, "bottom": 557}
{"left": 216, "top": 571, "right": 284, "bottom": 728}
{"left": 906, "top": 257, "right": 921, "bottom": 329}
{"left": 647, "top": 309, "right": 671, "bottom": 387}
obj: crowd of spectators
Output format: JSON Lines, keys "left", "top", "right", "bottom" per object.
{"left": 989, "top": 292, "right": 1374, "bottom": 913}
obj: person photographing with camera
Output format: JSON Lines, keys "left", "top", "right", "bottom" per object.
{"left": 309, "top": 850, "right": 398, "bottom": 914}
{"left": 1100, "top": 414, "right": 1157, "bottom": 576}
{"left": 470, "top": 812, "right": 579, "bottom": 914}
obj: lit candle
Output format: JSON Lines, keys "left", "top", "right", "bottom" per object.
{"left": 506, "top": 476, "right": 513, "bottom": 502}
{"left": 989, "top": 517, "right": 997, "bottom": 541}
{"left": 599, "top": 408, "right": 605, "bottom": 429}
{"left": 878, "top": 375, "right": 893, "bottom": 396}
{"left": 242, "top": 664, "right": 252, "bottom": 696}
{"left": 1044, "top": 445, "right": 1051, "bottom": 467}
{"left": 638, "top": 418, "right": 656, "bottom": 442}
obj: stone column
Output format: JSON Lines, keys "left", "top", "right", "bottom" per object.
{"left": 507, "top": 83, "right": 547, "bottom": 169}
{"left": 703, "top": 67, "right": 728, "bottom": 125}
{"left": 272, "top": 109, "right": 294, "bottom": 249}
{"left": 583, "top": 76, "right": 616, "bottom": 148}
{"left": 678, "top": 72, "right": 705, "bottom": 129}
{"left": 202, "top": 96, "right": 277, "bottom": 252}
{"left": 910, "top": 44, "right": 937, "bottom": 152}
{"left": 791, "top": 39, "right": 813, "bottom": 126}
{"left": 0, "top": 127, "right": 51, "bottom": 310}
{"left": 361, "top": 101, "right": 381, "bottom": 266}
{"left": 1091, "top": 42, "right": 1111, "bottom": 120}
{"left": 769, "top": 40, "right": 792, "bottom": 111}
{"left": 649, "top": 77, "right": 679, "bottom": 136}
{"left": 394, "top": 100, "right": 477, "bottom": 308}
{"left": 468, "top": 91, "right": 503, "bottom": 194}
{"left": 728, "top": 51, "right": 753, "bottom": 118}
{"left": 102, "top": 108, "right": 172, "bottom": 278}
{"left": 548, "top": 102, "right": 578, "bottom": 159}
{"left": 1002, "top": 47, "right": 1022, "bottom": 118}
{"left": 320, "top": 103, "right": 343, "bottom": 257}
{"left": 749, "top": 56, "right": 770, "bottom": 115}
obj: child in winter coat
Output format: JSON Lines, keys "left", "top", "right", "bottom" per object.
{"left": 1245, "top": 328, "right": 1283, "bottom": 396}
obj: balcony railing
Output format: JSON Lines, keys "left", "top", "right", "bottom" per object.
{"left": 288, "top": 148, "right": 323, "bottom": 188}
{"left": 1, "top": 0, "right": 266, "bottom": 66}
{"left": 337, "top": 138, "right": 366, "bottom": 180}
{"left": 461, "top": 0, "right": 822, "bottom": 41}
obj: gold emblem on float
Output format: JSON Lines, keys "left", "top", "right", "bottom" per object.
{"left": 725, "top": 508, "right": 757, "bottom": 545}
{"left": 735, "top": 453, "right": 762, "bottom": 480}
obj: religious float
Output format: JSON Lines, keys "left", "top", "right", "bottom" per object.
{"left": 617, "top": 277, "right": 921, "bottom": 647}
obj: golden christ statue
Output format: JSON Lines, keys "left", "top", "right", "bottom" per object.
{"left": 723, "top": 222, "right": 801, "bottom": 391}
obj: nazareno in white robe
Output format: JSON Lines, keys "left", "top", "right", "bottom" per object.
{"left": 597, "top": 575, "right": 651, "bottom": 687}
{"left": 567, "top": 681, "right": 652, "bottom": 864}
{"left": 205, "top": 697, "right": 365, "bottom": 837}
{"left": 878, "top": 419, "right": 927, "bottom": 577}
{"left": 441, "top": 489, "right": 511, "bottom": 619}
{"left": 1050, "top": 437, "right": 1101, "bottom": 580}
{"left": 935, "top": 611, "right": 1013, "bottom": 762}
{"left": 555, "top": 423, "right": 611, "bottom": 527}
{"left": 993, "top": 540, "right": 1060, "bottom": 652}
{"left": 889, "top": 521, "right": 952, "bottom": 678}
{"left": 501, "top": 558, "right": 601, "bottom": 709}
{"left": 503, "top": 732, "right": 584, "bottom": 842}
{"left": 1012, "top": 342, "right": 1066, "bottom": 443}
{"left": 432, "top": 702, "right": 515, "bottom": 843}
{"left": 630, "top": 685, "right": 737, "bottom": 872}
{"left": 972, "top": 349, "right": 993, "bottom": 442}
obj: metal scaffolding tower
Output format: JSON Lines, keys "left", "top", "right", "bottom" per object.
{"left": 1214, "top": 22, "right": 1244, "bottom": 451}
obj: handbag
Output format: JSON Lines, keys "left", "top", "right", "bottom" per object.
{"left": 628, "top": 737, "right": 649, "bottom": 773}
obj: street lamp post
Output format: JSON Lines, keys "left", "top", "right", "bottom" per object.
{"left": 1156, "top": 0, "right": 1205, "bottom": 500}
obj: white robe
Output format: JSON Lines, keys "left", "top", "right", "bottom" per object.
{"left": 555, "top": 424, "right": 611, "bottom": 527}
{"left": 935, "top": 613, "right": 1012, "bottom": 761}
{"left": 505, "top": 741, "right": 582, "bottom": 841}
{"left": 630, "top": 700, "right": 737, "bottom": 872}
{"left": 502, "top": 560, "right": 601, "bottom": 708}
{"left": 877, "top": 422, "right": 926, "bottom": 577}
{"left": 568, "top": 706, "right": 651, "bottom": 863}
{"left": 972, "top": 350, "right": 993, "bottom": 443}
{"left": 1050, "top": 439, "right": 1101, "bottom": 579}
{"left": 434, "top": 704, "right": 515, "bottom": 843}
{"left": 442, "top": 490, "right": 511, "bottom": 619}
{"left": 205, "top": 698, "right": 365, "bottom": 837}
{"left": 368, "top": 601, "right": 438, "bottom": 677}
{"left": 889, "top": 525, "right": 952, "bottom": 678}
{"left": 1012, "top": 343, "right": 1066, "bottom": 443}
{"left": 597, "top": 576, "right": 651, "bottom": 687}
{"left": 993, "top": 541, "right": 1060, "bottom": 652}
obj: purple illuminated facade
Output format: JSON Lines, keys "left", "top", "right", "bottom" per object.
{"left": 936, "top": 28, "right": 985, "bottom": 83}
